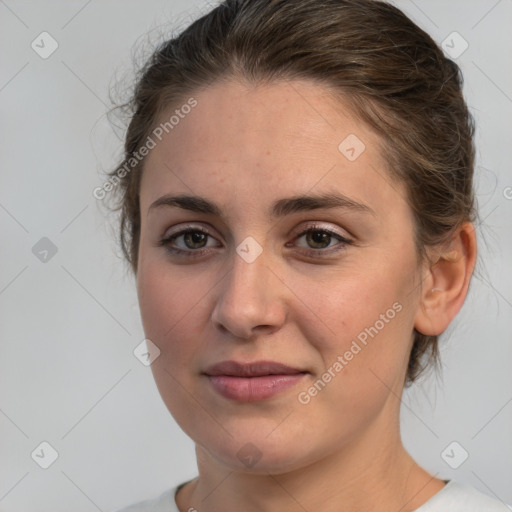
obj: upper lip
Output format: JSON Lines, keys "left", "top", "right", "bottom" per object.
{"left": 203, "top": 360, "right": 306, "bottom": 377}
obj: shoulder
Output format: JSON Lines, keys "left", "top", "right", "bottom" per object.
{"left": 415, "top": 480, "right": 510, "bottom": 511}
{"left": 110, "top": 486, "right": 179, "bottom": 512}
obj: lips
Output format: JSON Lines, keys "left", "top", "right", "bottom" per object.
{"left": 203, "top": 360, "right": 308, "bottom": 402}
{"left": 203, "top": 360, "right": 306, "bottom": 377}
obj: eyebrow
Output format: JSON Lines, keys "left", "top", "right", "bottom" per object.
{"left": 148, "top": 192, "right": 375, "bottom": 218}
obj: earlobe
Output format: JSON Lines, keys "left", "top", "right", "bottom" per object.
{"left": 414, "top": 222, "right": 477, "bottom": 337}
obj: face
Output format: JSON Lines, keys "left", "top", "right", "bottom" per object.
{"left": 136, "top": 79, "right": 424, "bottom": 473}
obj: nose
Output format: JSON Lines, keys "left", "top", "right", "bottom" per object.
{"left": 211, "top": 247, "right": 287, "bottom": 340}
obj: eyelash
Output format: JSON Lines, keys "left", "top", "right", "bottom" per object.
{"left": 159, "top": 223, "right": 353, "bottom": 259}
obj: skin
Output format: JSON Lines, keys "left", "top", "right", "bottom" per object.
{"left": 135, "top": 79, "right": 477, "bottom": 512}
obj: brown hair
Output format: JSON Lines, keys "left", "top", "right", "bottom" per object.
{"left": 106, "top": 0, "right": 476, "bottom": 386}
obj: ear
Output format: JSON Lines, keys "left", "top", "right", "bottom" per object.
{"left": 414, "top": 222, "right": 477, "bottom": 336}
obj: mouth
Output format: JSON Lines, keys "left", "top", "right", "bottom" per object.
{"left": 203, "top": 359, "right": 306, "bottom": 377}
{"left": 202, "top": 360, "right": 309, "bottom": 402}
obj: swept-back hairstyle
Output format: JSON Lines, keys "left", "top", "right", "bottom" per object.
{"left": 107, "top": 0, "right": 476, "bottom": 386}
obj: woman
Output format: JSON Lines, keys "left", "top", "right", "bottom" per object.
{"left": 109, "top": 0, "right": 508, "bottom": 510}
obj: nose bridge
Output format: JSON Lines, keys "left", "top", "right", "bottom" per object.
{"left": 211, "top": 240, "right": 285, "bottom": 338}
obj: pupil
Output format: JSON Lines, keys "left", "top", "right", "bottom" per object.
{"left": 185, "top": 232, "right": 206, "bottom": 248}
{"left": 308, "top": 231, "right": 330, "bottom": 248}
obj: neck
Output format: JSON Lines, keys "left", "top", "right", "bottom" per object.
{"left": 176, "top": 414, "right": 445, "bottom": 512}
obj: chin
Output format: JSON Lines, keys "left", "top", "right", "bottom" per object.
{"left": 195, "top": 427, "right": 315, "bottom": 475}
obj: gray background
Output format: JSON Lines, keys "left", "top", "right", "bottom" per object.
{"left": 1, "top": 0, "right": 511, "bottom": 510}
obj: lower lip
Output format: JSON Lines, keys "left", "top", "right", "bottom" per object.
{"left": 206, "top": 373, "right": 307, "bottom": 402}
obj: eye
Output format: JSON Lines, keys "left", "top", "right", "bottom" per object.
{"left": 160, "top": 226, "right": 220, "bottom": 255}
{"left": 159, "top": 223, "right": 353, "bottom": 259}
{"left": 290, "top": 224, "right": 353, "bottom": 256}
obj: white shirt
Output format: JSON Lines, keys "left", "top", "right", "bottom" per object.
{"left": 112, "top": 479, "right": 510, "bottom": 511}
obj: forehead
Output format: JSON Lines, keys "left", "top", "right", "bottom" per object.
{"left": 152, "top": 79, "right": 373, "bottom": 160}
{"left": 140, "top": 79, "right": 408, "bottom": 219}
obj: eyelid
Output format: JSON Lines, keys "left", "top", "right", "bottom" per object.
{"left": 292, "top": 221, "right": 350, "bottom": 238}
{"left": 161, "top": 221, "right": 349, "bottom": 241}
{"left": 290, "top": 221, "right": 353, "bottom": 245}
{"left": 162, "top": 222, "right": 218, "bottom": 240}
{"left": 288, "top": 221, "right": 353, "bottom": 254}
{"left": 158, "top": 223, "right": 222, "bottom": 254}
{"left": 159, "top": 221, "right": 353, "bottom": 257}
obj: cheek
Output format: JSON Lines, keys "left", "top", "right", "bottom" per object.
{"left": 294, "top": 268, "right": 407, "bottom": 346}
{"left": 292, "top": 279, "right": 412, "bottom": 437}
{"left": 137, "top": 258, "right": 214, "bottom": 430}
{"left": 137, "top": 257, "right": 209, "bottom": 359}
{"left": 291, "top": 263, "right": 415, "bottom": 392}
